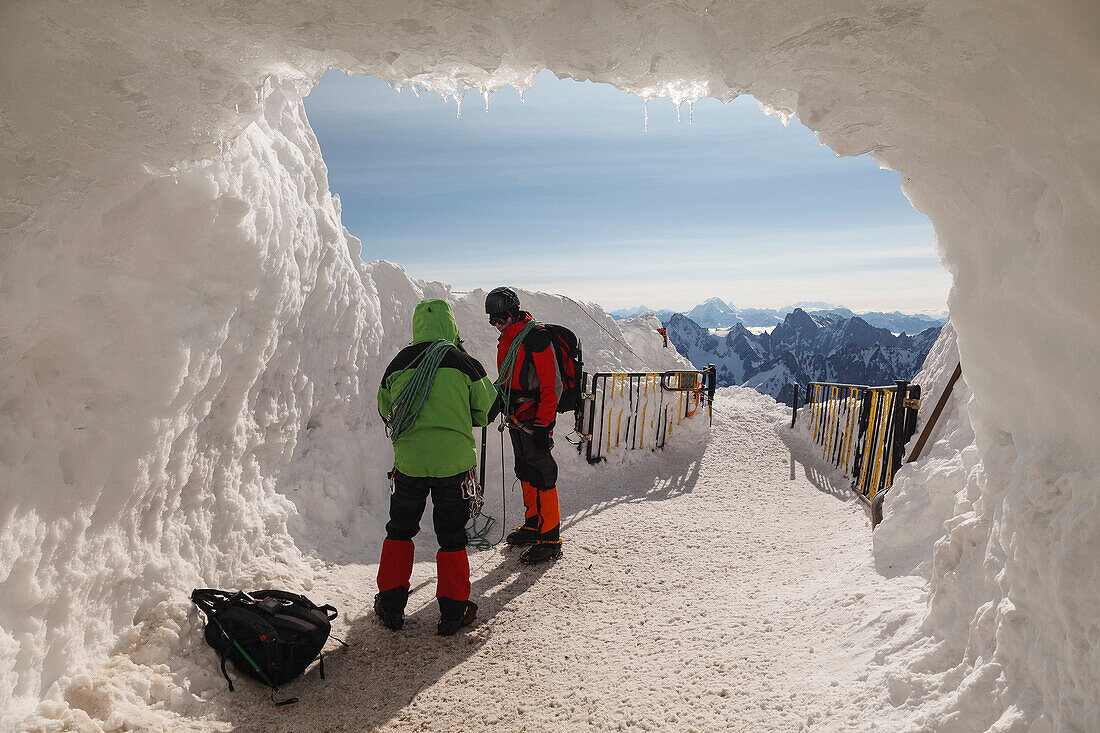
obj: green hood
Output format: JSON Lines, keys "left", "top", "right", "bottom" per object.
{"left": 412, "top": 299, "right": 462, "bottom": 346}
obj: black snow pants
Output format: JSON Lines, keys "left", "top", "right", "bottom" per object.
{"left": 385, "top": 470, "right": 471, "bottom": 552}
{"left": 509, "top": 425, "right": 558, "bottom": 491}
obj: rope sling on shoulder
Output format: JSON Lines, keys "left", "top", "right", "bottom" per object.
{"left": 385, "top": 339, "right": 453, "bottom": 443}
{"left": 494, "top": 319, "right": 541, "bottom": 425}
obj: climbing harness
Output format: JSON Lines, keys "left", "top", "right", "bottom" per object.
{"left": 385, "top": 338, "right": 453, "bottom": 443}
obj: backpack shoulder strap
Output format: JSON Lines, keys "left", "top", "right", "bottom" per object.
{"left": 524, "top": 324, "right": 552, "bottom": 352}
{"left": 191, "top": 588, "right": 233, "bottom": 616}
{"left": 219, "top": 655, "right": 235, "bottom": 692}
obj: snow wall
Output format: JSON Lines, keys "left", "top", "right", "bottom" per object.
{"left": 1, "top": 0, "right": 1097, "bottom": 729}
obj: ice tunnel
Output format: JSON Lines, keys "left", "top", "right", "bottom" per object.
{"left": 1, "top": 0, "right": 1097, "bottom": 728}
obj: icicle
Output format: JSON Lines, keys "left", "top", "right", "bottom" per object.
{"left": 235, "top": 103, "right": 239, "bottom": 114}
{"left": 643, "top": 99, "right": 649, "bottom": 133}
{"left": 389, "top": 82, "right": 403, "bottom": 94}
{"left": 688, "top": 100, "right": 695, "bottom": 125}
{"left": 455, "top": 90, "right": 466, "bottom": 119}
{"left": 483, "top": 90, "right": 490, "bottom": 113}
{"left": 675, "top": 101, "right": 682, "bottom": 124}
{"left": 519, "top": 90, "right": 525, "bottom": 104}
{"left": 169, "top": 164, "right": 179, "bottom": 184}
{"left": 411, "top": 85, "right": 422, "bottom": 98}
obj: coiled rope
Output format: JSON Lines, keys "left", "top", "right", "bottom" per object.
{"left": 385, "top": 339, "right": 453, "bottom": 443}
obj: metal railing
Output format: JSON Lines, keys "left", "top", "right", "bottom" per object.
{"left": 792, "top": 380, "right": 921, "bottom": 526}
{"left": 576, "top": 365, "right": 716, "bottom": 464}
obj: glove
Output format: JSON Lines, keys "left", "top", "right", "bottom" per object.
{"left": 487, "top": 396, "right": 503, "bottom": 423}
{"left": 531, "top": 424, "right": 553, "bottom": 451}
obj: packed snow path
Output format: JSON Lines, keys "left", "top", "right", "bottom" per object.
{"left": 199, "top": 391, "right": 924, "bottom": 732}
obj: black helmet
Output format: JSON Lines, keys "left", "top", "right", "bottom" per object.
{"left": 484, "top": 286, "right": 521, "bottom": 317}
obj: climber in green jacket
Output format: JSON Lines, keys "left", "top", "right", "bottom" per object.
{"left": 374, "top": 299, "right": 497, "bottom": 636}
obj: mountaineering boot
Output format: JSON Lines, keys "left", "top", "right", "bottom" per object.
{"left": 373, "top": 587, "right": 408, "bottom": 630}
{"left": 519, "top": 540, "right": 562, "bottom": 565}
{"left": 436, "top": 597, "right": 478, "bottom": 636}
{"left": 506, "top": 522, "right": 540, "bottom": 547}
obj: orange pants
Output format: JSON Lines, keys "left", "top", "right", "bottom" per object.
{"left": 521, "top": 481, "right": 560, "bottom": 540}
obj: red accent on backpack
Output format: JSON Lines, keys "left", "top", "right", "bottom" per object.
{"left": 539, "top": 324, "right": 583, "bottom": 414}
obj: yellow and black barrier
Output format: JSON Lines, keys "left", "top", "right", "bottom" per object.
{"left": 577, "top": 366, "right": 716, "bottom": 464}
{"left": 792, "top": 380, "right": 921, "bottom": 526}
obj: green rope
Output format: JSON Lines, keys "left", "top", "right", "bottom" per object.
{"left": 493, "top": 320, "right": 540, "bottom": 425}
{"left": 465, "top": 514, "right": 498, "bottom": 550}
{"left": 465, "top": 427, "right": 508, "bottom": 550}
{"left": 386, "top": 339, "right": 453, "bottom": 443}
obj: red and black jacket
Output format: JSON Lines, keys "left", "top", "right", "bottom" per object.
{"left": 496, "top": 313, "right": 561, "bottom": 427}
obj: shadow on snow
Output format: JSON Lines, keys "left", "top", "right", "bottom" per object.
{"left": 211, "top": 435, "right": 707, "bottom": 731}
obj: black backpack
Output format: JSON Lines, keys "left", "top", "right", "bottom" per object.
{"left": 191, "top": 588, "right": 346, "bottom": 706}
{"left": 539, "top": 324, "right": 583, "bottom": 414}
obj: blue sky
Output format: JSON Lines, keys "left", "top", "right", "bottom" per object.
{"left": 304, "top": 70, "right": 949, "bottom": 313}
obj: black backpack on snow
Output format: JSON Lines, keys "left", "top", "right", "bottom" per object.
{"left": 191, "top": 588, "right": 346, "bottom": 706}
{"left": 539, "top": 324, "right": 583, "bottom": 415}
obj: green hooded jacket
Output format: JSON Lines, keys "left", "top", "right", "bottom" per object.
{"left": 377, "top": 299, "right": 498, "bottom": 478}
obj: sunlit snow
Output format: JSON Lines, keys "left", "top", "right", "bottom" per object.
{"left": 1, "top": 1, "right": 1097, "bottom": 731}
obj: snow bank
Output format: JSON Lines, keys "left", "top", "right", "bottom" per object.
{"left": 0, "top": 81, "right": 383, "bottom": 726}
{"left": 875, "top": 322, "right": 972, "bottom": 578}
{"left": 794, "top": 321, "right": 1098, "bottom": 730}
{"left": 2, "top": 0, "right": 1098, "bottom": 729}
{"left": 873, "top": 323, "right": 1099, "bottom": 731}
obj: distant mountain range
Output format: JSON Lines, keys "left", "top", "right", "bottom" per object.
{"left": 665, "top": 308, "right": 942, "bottom": 405}
{"left": 608, "top": 305, "right": 678, "bottom": 322}
{"left": 610, "top": 297, "right": 947, "bottom": 335}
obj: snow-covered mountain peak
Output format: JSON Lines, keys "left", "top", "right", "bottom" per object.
{"left": 686, "top": 297, "right": 741, "bottom": 329}
{"left": 666, "top": 308, "right": 940, "bottom": 405}
{"left": 776, "top": 307, "right": 820, "bottom": 335}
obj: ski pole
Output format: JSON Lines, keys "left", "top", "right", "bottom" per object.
{"left": 479, "top": 426, "right": 487, "bottom": 490}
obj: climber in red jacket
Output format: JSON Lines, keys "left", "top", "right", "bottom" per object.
{"left": 485, "top": 286, "right": 563, "bottom": 565}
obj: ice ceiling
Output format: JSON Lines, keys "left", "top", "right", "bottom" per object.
{"left": 5, "top": 0, "right": 1097, "bottom": 457}
{"left": 1, "top": 0, "right": 1098, "bottom": 727}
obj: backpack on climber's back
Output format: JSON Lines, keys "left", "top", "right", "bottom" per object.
{"left": 539, "top": 323, "right": 583, "bottom": 415}
{"left": 191, "top": 588, "right": 347, "bottom": 706}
